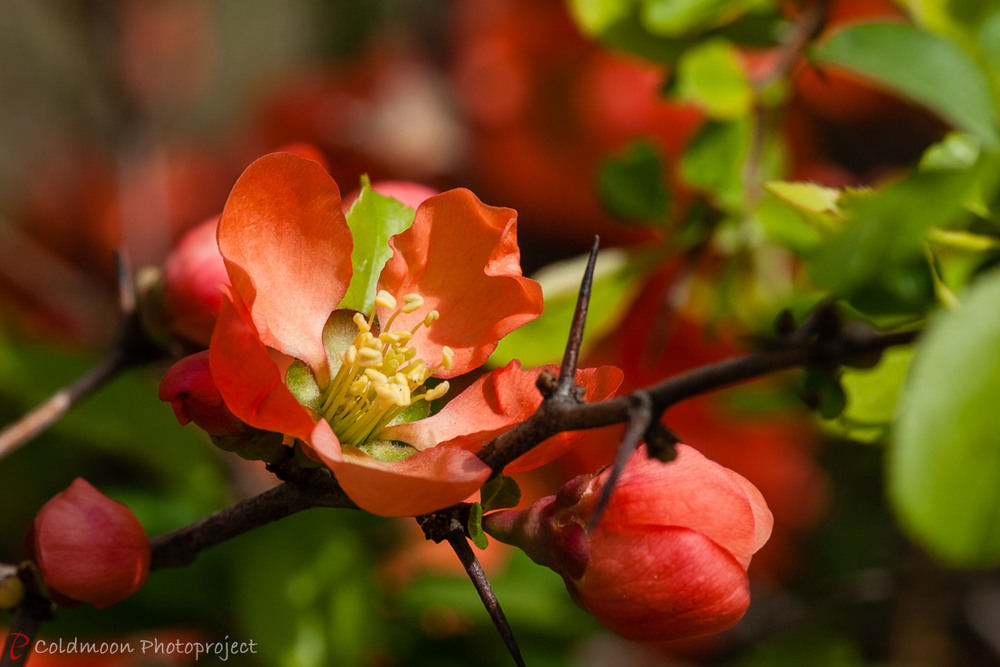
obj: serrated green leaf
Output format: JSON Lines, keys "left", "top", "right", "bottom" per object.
{"left": 597, "top": 140, "right": 671, "bottom": 224}
{"left": 339, "top": 177, "right": 416, "bottom": 313}
{"left": 467, "top": 502, "right": 489, "bottom": 550}
{"left": 676, "top": 38, "right": 754, "bottom": 119}
{"left": 890, "top": 268, "right": 1000, "bottom": 567}
{"left": 489, "top": 249, "right": 648, "bottom": 367}
{"left": 812, "top": 23, "right": 1000, "bottom": 149}
{"left": 480, "top": 475, "right": 522, "bottom": 513}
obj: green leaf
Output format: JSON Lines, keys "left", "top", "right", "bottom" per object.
{"left": 467, "top": 502, "right": 489, "bottom": 550}
{"left": 822, "top": 347, "right": 914, "bottom": 444}
{"left": 802, "top": 367, "right": 847, "bottom": 420}
{"left": 758, "top": 181, "right": 845, "bottom": 253}
{"left": 890, "top": 268, "right": 1000, "bottom": 567}
{"left": 596, "top": 140, "right": 671, "bottom": 224}
{"left": 766, "top": 181, "right": 843, "bottom": 216}
{"left": 568, "top": 0, "right": 638, "bottom": 35}
{"left": 676, "top": 38, "right": 754, "bottom": 119}
{"left": 681, "top": 119, "right": 750, "bottom": 211}
{"left": 339, "top": 177, "right": 416, "bottom": 313}
{"left": 640, "top": 0, "right": 773, "bottom": 37}
{"left": 811, "top": 23, "right": 1000, "bottom": 149}
{"left": 489, "top": 249, "right": 649, "bottom": 367}
{"left": 480, "top": 475, "right": 522, "bottom": 513}
{"left": 808, "top": 168, "right": 977, "bottom": 312}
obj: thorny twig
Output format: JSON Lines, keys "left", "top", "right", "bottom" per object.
{"left": 419, "top": 508, "right": 526, "bottom": 667}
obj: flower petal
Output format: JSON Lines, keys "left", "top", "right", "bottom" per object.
{"left": 309, "top": 421, "right": 491, "bottom": 517}
{"left": 573, "top": 524, "right": 750, "bottom": 641}
{"left": 377, "top": 188, "right": 543, "bottom": 377}
{"left": 381, "top": 361, "right": 622, "bottom": 472}
{"left": 593, "top": 444, "right": 772, "bottom": 569}
{"left": 218, "top": 152, "right": 353, "bottom": 375}
{"left": 209, "top": 289, "right": 315, "bottom": 442}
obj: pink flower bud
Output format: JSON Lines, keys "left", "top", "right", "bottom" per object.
{"left": 25, "top": 479, "right": 150, "bottom": 609}
{"left": 158, "top": 350, "right": 245, "bottom": 436}
{"left": 162, "top": 216, "right": 229, "bottom": 346}
{"left": 484, "top": 444, "right": 773, "bottom": 641}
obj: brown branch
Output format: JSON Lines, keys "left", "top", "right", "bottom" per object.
{"left": 150, "top": 468, "right": 357, "bottom": 570}
{"left": 1, "top": 564, "right": 54, "bottom": 667}
{"left": 479, "top": 323, "right": 920, "bottom": 475}
{"left": 445, "top": 521, "right": 525, "bottom": 667}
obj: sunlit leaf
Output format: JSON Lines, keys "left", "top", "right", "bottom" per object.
{"left": 891, "top": 268, "right": 1000, "bottom": 567}
{"left": 340, "top": 176, "right": 416, "bottom": 313}
{"left": 676, "top": 38, "right": 754, "bottom": 119}
{"left": 812, "top": 23, "right": 1000, "bottom": 149}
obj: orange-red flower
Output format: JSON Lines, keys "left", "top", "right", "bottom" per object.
{"left": 25, "top": 479, "right": 150, "bottom": 609}
{"left": 191, "top": 151, "right": 617, "bottom": 516}
{"left": 484, "top": 445, "right": 773, "bottom": 641}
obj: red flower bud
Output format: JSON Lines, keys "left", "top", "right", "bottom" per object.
{"left": 158, "top": 350, "right": 245, "bottom": 436}
{"left": 484, "top": 444, "right": 773, "bottom": 641}
{"left": 25, "top": 479, "right": 150, "bottom": 609}
{"left": 162, "top": 216, "right": 229, "bottom": 346}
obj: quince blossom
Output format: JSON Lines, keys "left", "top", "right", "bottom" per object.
{"left": 165, "top": 151, "right": 620, "bottom": 517}
{"left": 483, "top": 444, "right": 773, "bottom": 641}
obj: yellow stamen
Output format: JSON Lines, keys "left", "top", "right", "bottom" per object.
{"left": 310, "top": 293, "right": 451, "bottom": 447}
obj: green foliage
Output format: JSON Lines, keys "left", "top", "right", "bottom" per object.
{"left": 807, "top": 169, "right": 978, "bottom": 315}
{"left": 596, "top": 140, "right": 671, "bottom": 224}
{"left": 339, "top": 176, "right": 416, "bottom": 313}
{"left": 891, "top": 268, "right": 1000, "bottom": 568}
{"left": 490, "top": 249, "right": 649, "bottom": 367}
{"left": 467, "top": 503, "right": 489, "bottom": 550}
{"left": 479, "top": 475, "right": 522, "bottom": 513}
{"left": 812, "top": 23, "right": 1000, "bottom": 149}
{"left": 675, "top": 37, "right": 753, "bottom": 119}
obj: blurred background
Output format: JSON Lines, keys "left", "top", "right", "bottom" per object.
{"left": 2, "top": 0, "right": 999, "bottom": 665}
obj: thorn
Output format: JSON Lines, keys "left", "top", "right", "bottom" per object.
{"left": 557, "top": 236, "right": 600, "bottom": 397}
{"left": 445, "top": 517, "right": 526, "bottom": 667}
{"left": 588, "top": 393, "right": 653, "bottom": 531}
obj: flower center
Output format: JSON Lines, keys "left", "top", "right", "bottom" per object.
{"left": 313, "top": 290, "right": 451, "bottom": 449}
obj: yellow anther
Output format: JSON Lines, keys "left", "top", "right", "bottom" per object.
{"left": 401, "top": 293, "right": 425, "bottom": 313}
{"left": 424, "top": 381, "right": 450, "bottom": 402}
{"left": 365, "top": 369, "right": 388, "bottom": 385}
{"left": 423, "top": 310, "right": 440, "bottom": 327}
{"left": 342, "top": 345, "right": 358, "bottom": 366}
{"left": 375, "top": 290, "right": 397, "bottom": 311}
{"left": 352, "top": 312, "right": 370, "bottom": 333}
{"left": 349, "top": 378, "right": 369, "bottom": 395}
{"left": 441, "top": 346, "right": 454, "bottom": 371}
{"left": 379, "top": 331, "right": 412, "bottom": 346}
{"left": 358, "top": 347, "right": 383, "bottom": 366}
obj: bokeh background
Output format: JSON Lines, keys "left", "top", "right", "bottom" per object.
{"left": 3, "top": 0, "right": 1000, "bottom": 665}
